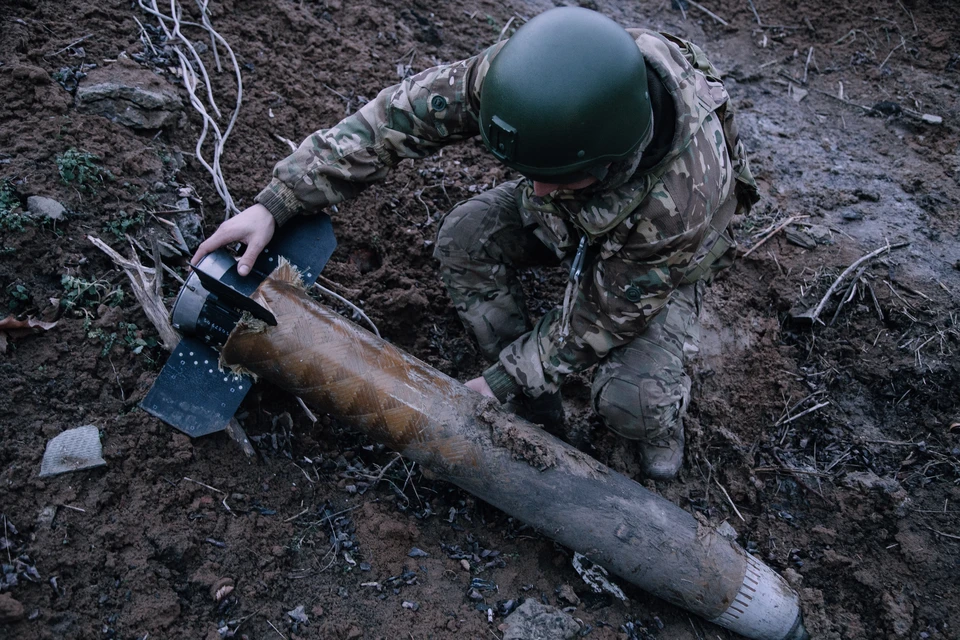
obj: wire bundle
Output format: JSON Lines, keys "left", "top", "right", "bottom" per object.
{"left": 138, "top": 0, "right": 243, "bottom": 219}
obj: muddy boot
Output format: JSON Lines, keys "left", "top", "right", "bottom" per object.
{"left": 637, "top": 419, "right": 684, "bottom": 481}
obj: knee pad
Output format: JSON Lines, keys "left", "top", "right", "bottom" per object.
{"left": 593, "top": 374, "right": 688, "bottom": 441}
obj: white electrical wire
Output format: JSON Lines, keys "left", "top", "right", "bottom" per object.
{"left": 312, "top": 283, "right": 381, "bottom": 338}
{"left": 138, "top": 0, "right": 243, "bottom": 218}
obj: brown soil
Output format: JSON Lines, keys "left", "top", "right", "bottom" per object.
{"left": 1, "top": 0, "right": 959, "bottom": 639}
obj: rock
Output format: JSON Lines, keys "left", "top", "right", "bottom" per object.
{"left": 174, "top": 198, "right": 204, "bottom": 251}
{"left": 502, "top": 599, "right": 580, "bottom": 640}
{"left": 76, "top": 55, "right": 182, "bottom": 129}
{"left": 37, "top": 505, "right": 57, "bottom": 529}
{"left": 0, "top": 592, "right": 25, "bottom": 623}
{"left": 854, "top": 188, "right": 881, "bottom": 202}
{"left": 556, "top": 584, "right": 580, "bottom": 606}
{"left": 26, "top": 196, "right": 66, "bottom": 221}
{"left": 287, "top": 605, "right": 308, "bottom": 624}
{"left": 783, "top": 567, "right": 803, "bottom": 588}
{"left": 842, "top": 471, "right": 904, "bottom": 497}
{"left": 716, "top": 520, "right": 738, "bottom": 541}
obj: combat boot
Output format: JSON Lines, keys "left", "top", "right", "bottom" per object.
{"left": 637, "top": 419, "right": 684, "bottom": 481}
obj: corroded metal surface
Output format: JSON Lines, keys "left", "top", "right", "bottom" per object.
{"left": 220, "top": 264, "right": 805, "bottom": 639}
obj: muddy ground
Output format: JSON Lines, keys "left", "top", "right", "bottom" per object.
{"left": 1, "top": 0, "right": 959, "bottom": 638}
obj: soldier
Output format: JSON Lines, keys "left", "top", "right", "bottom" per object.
{"left": 192, "top": 7, "right": 758, "bottom": 480}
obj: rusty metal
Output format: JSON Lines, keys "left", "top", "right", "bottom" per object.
{"left": 220, "top": 263, "right": 807, "bottom": 640}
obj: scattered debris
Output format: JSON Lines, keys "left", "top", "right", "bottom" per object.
{"left": 571, "top": 553, "right": 626, "bottom": 602}
{"left": 501, "top": 599, "right": 580, "bottom": 640}
{"left": 211, "top": 577, "right": 235, "bottom": 602}
{"left": 407, "top": 547, "right": 429, "bottom": 558}
{"left": 38, "top": 425, "right": 106, "bottom": 477}
{"left": 25, "top": 196, "right": 65, "bottom": 221}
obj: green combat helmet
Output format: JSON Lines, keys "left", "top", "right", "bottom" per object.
{"left": 479, "top": 7, "right": 652, "bottom": 183}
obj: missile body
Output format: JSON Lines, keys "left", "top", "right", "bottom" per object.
{"left": 220, "top": 263, "right": 807, "bottom": 640}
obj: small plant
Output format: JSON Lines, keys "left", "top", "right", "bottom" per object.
{"left": 87, "top": 321, "right": 157, "bottom": 357}
{"left": 61, "top": 274, "right": 123, "bottom": 310}
{"left": 7, "top": 283, "right": 30, "bottom": 311}
{"left": 102, "top": 209, "right": 144, "bottom": 240}
{"left": 56, "top": 149, "right": 112, "bottom": 192}
{"left": 0, "top": 181, "right": 28, "bottom": 232}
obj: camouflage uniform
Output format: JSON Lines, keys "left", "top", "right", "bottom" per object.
{"left": 254, "top": 29, "right": 758, "bottom": 444}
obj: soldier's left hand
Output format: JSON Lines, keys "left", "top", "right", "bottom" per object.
{"left": 465, "top": 376, "right": 496, "bottom": 399}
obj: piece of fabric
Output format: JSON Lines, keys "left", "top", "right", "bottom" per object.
{"left": 257, "top": 28, "right": 758, "bottom": 401}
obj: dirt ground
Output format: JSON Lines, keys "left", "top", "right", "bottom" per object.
{"left": 1, "top": 0, "right": 959, "bottom": 638}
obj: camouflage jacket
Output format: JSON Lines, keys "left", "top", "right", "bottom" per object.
{"left": 256, "top": 30, "right": 758, "bottom": 400}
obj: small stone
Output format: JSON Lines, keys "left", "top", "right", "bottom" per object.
{"left": 37, "top": 505, "right": 57, "bottom": 529}
{"left": 556, "top": 584, "right": 580, "bottom": 607}
{"left": 26, "top": 196, "right": 66, "bottom": 221}
{"left": 459, "top": 559, "right": 470, "bottom": 571}
{"left": 468, "top": 589, "right": 483, "bottom": 601}
{"left": 783, "top": 567, "right": 804, "bottom": 588}
{"left": 842, "top": 210, "right": 864, "bottom": 221}
{"left": 716, "top": 520, "right": 738, "bottom": 541}
{"left": 854, "top": 189, "right": 881, "bottom": 202}
{"left": 0, "top": 592, "right": 25, "bottom": 623}
{"left": 343, "top": 484, "right": 357, "bottom": 494}
{"left": 502, "top": 599, "right": 580, "bottom": 640}
{"left": 287, "top": 605, "right": 308, "bottom": 624}
{"left": 920, "top": 114, "right": 943, "bottom": 125}
{"left": 402, "top": 601, "right": 419, "bottom": 611}
{"left": 408, "top": 547, "right": 429, "bottom": 558}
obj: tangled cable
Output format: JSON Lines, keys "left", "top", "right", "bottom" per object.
{"left": 138, "top": 0, "right": 242, "bottom": 219}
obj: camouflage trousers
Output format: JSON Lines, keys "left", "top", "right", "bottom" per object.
{"left": 434, "top": 180, "right": 700, "bottom": 442}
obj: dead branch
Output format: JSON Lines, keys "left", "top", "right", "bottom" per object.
{"left": 88, "top": 234, "right": 180, "bottom": 351}
{"left": 742, "top": 215, "right": 808, "bottom": 257}
{"left": 687, "top": 0, "right": 729, "bottom": 26}
{"left": 797, "top": 241, "right": 910, "bottom": 325}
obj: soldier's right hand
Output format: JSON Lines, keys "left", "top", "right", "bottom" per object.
{"left": 191, "top": 203, "right": 277, "bottom": 276}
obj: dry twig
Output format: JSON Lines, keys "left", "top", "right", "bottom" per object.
{"left": 687, "top": 0, "right": 729, "bottom": 26}
{"left": 742, "top": 215, "right": 808, "bottom": 257}
{"left": 797, "top": 241, "right": 909, "bottom": 325}
{"left": 88, "top": 234, "right": 179, "bottom": 351}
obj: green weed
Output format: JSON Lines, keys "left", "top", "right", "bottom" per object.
{"left": 6, "top": 283, "right": 29, "bottom": 311}
{"left": 86, "top": 321, "right": 157, "bottom": 357}
{"left": 61, "top": 274, "right": 123, "bottom": 310}
{"left": 56, "top": 149, "right": 113, "bottom": 192}
{"left": 0, "top": 181, "right": 28, "bottom": 232}
{"left": 102, "top": 209, "right": 144, "bottom": 240}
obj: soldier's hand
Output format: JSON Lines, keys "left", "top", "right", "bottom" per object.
{"left": 191, "top": 203, "right": 276, "bottom": 276}
{"left": 465, "top": 376, "right": 497, "bottom": 399}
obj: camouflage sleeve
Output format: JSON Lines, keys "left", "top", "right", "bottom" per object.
{"left": 486, "top": 223, "right": 703, "bottom": 400}
{"left": 256, "top": 44, "right": 503, "bottom": 225}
